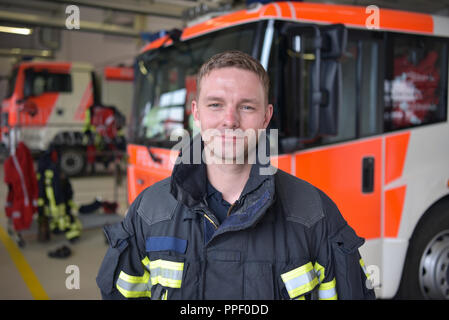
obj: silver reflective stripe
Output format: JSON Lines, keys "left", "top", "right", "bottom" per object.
{"left": 284, "top": 269, "right": 316, "bottom": 295}
{"left": 116, "top": 270, "right": 152, "bottom": 298}
{"left": 116, "top": 277, "right": 151, "bottom": 293}
{"left": 319, "top": 286, "right": 337, "bottom": 299}
{"left": 318, "top": 278, "right": 338, "bottom": 300}
{"left": 149, "top": 259, "right": 184, "bottom": 288}
{"left": 150, "top": 267, "right": 183, "bottom": 281}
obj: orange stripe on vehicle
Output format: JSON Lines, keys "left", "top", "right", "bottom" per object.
{"left": 385, "top": 132, "right": 410, "bottom": 185}
{"left": 20, "top": 62, "right": 71, "bottom": 73}
{"left": 140, "top": 35, "right": 171, "bottom": 54}
{"left": 384, "top": 185, "right": 406, "bottom": 238}
{"left": 140, "top": 2, "right": 434, "bottom": 55}
{"left": 291, "top": 2, "right": 433, "bottom": 34}
{"left": 262, "top": 3, "right": 279, "bottom": 17}
{"left": 127, "top": 165, "right": 137, "bottom": 204}
{"left": 379, "top": 8, "right": 433, "bottom": 34}
{"left": 271, "top": 154, "right": 292, "bottom": 173}
{"left": 276, "top": 2, "right": 294, "bottom": 19}
{"left": 295, "top": 138, "right": 382, "bottom": 240}
{"left": 127, "top": 144, "right": 176, "bottom": 203}
{"left": 182, "top": 9, "right": 261, "bottom": 40}
{"left": 74, "top": 82, "right": 93, "bottom": 121}
{"left": 104, "top": 66, "right": 134, "bottom": 81}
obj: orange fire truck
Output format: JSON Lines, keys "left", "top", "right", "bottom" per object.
{"left": 1, "top": 61, "right": 133, "bottom": 176}
{"left": 127, "top": 2, "right": 449, "bottom": 299}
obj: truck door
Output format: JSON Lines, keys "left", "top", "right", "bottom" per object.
{"left": 275, "top": 24, "right": 383, "bottom": 240}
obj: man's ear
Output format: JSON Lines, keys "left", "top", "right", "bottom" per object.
{"left": 263, "top": 104, "right": 274, "bottom": 128}
{"left": 191, "top": 99, "right": 201, "bottom": 129}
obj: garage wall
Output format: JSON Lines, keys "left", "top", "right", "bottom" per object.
{"left": 0, "top": 5, "right": 182, "bottom": 103}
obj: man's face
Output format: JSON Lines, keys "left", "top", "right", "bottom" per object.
{"left": 192, "top": 67, "right": 273, "bottom": 163}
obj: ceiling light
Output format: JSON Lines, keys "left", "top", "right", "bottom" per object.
{"left": 0, "top": 26, "right": 33, "bottom": 35}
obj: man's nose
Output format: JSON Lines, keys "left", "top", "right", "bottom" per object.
{"left": 222, "top": 106, "right": 240, "bottom": 129}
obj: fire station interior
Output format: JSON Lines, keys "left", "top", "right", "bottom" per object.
{"left": 0, "top": 0, "right": 448, "bottom": 301}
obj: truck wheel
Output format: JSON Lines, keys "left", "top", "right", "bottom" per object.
{"left": 60, "top": 147, "right": 86, "bottom": 177}
{"left": 395, "top": 200, "right": 449, "bottom": 299}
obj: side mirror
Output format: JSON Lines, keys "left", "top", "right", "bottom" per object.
{"left": 18, "top": 100, "right": 38, "bottom": 117}
{"left": 281, "top": 24, "right": 322, "bottom": 139}
{"left": 319, "top": 24, "right": 347, "bottom": 136}
{"left": 281, "top": 23, "right": 347, "bottom": 141}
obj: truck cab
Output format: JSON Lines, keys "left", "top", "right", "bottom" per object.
{"left": 1, "top": 60, "right": 132, "bottom": 176}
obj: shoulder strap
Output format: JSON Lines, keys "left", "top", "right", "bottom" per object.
{"left": 275, "top": 169, "right": 325, "bottom": 228}
{"left": 136, "top": 178, "right": 180, "bottom": 226}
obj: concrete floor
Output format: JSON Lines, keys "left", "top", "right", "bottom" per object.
{"left": 0, "top": 162, "right": 128, "bottom": 300}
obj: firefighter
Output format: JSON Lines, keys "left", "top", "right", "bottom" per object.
{"left": 96, "top": 51, "right": 375, "bottom": 300}
{"left": 37, "top": 145, "right": 82, "bottom": 243}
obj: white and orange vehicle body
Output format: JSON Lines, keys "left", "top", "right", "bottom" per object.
{"left": 1, "top": 61, "right": 94, "bottom": 151}
{"left": 1, "top": 61, "right": 133, "bottom": 175}
{"left": 127, "top": 2, "right": 449, "bottom": 299}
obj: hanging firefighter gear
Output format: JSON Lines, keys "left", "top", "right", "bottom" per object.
{"left": 4, "top": 142, "right": 38, "bottom": 234}
{"left": 83, "top": 104, "right": 126, "bottom": 173}
{"left": 37, "top": 145, "right": 82, "bottom": 242}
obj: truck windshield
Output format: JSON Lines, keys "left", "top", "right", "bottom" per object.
{"left": 130, "top": 22, "right": 259, "bottom": 147}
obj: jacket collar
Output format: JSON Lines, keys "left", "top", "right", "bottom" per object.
{"left": 170, "top": 133, "right": 276, "bottom": 216}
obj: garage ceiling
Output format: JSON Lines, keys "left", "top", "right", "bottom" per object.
{"left": 0, "top": 0, "right": 448, "bottom": 37}
{"left": 0, "top": 0, "right": 448, "bottom": 55}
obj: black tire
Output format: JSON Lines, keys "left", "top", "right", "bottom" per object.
{"left": 395, "top": 199, "right": 449, "bottom": 299}
{"left": 60, "top": 147, "right": 86, "bottom": 177}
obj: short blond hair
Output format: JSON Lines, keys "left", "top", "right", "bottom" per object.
{"left": 196, "top": 50, "right": 270, "bottom": 103}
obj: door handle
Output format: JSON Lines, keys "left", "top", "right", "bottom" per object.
{"left": 362, "top": 157, "right": 374, "bottom": 193}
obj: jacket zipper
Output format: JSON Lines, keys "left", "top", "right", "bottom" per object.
{"left": 204, "top": 213, "right": 218, "bottom": 229}
{"left": 227, "top": 201, "right": 237, "bottom": 217}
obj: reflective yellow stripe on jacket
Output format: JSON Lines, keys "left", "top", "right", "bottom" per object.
{"left": 314, "top": 262, "right": 337, "bottom": 300}
{"left": 281, "top": 261, "right": 338, "bottom": 300}
{"left": 116, "top": 257, "right": 152, "bottom": 298}
{"left": 116, "top": 257, "right": 184, "bottom": 299}
{"left": 281, "top": 262, "right": 318, "bottom": 299}
{"left": 149, "top": 259, "right": 184, "bottom": 288}
{"left": 360, "top": 258, "right": 370, "bottom": 279}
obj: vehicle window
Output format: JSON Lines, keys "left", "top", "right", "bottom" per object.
{"left": 271, "top": 25, "right": 382, "bottom": 152}
{"left": 384, "top": 34, "right": 448, "bottom": 131}
{"left": 46, "top": 73, "right": 72, "bottom": 92}
{"left": 360, "top": 40, "right": 382, "bottom": 137}
{"left": 131, "top": 23, "right": 258, "bottom": 145}
{"left": 26, "top": 71, "right": 72, "bottom": 96}
{"left": 33, "top": 75, "right": 46, "bottom": 96}
{"left": 321, "top": 39, "right": 357, "bottom": 144}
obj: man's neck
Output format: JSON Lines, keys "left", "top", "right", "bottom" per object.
{"left": 206, "top": 162, "right": 252, "bottom": 204}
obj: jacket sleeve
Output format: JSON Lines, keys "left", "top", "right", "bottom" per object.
{"left": 96, "top": 192, "right": 149, "bottom": 299}
{"left": 312, "top": 189, "right": 376, "bottom": 300}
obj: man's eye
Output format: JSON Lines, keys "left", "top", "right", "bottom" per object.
{"left": 241, "top": 105, "right": 255, "bottom": 110}
{"left": 208, "top": 103, "right": 221, "bottom": 108}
